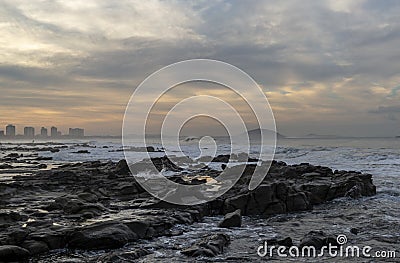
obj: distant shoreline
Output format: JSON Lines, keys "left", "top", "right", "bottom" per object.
{"left": 0, "top": 135, "right": 399, "bottom": 141}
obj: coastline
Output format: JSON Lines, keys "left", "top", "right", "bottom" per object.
{"left": 0, "top": 142, "right": 382, "bottom": 262}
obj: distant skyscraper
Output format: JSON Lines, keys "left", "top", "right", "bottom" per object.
{"left": 0, "top": 130, "right": 4, "bottom": 137}
{"left": 41, "top": 127, "right": 48, "bottom": 137}
{"left": 24, "top": 127, "right": 35, "bottom": 138}
{"left": 6, "top": 124, "right": 15, "bottom": 137}
{"left": 69, "top": 128, "right": 84, "bottom": 138}
{"left": 51, "top": 126, "right": 58, "bottom": 137}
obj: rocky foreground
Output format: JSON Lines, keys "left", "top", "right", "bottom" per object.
{"left": 0, "top": 156, "right": 376, "bottom": 262}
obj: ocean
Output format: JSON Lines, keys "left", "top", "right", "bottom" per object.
{"left": 15, "top": 136, "right": 399, "bottom": 197}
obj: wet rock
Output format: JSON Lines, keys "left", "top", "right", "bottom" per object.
{"left": 21, "top": 240, "right": 49, "bottom": 255}
{"left": 37, "top": 164, "right": 47, "bottom": 169}
{"left": 151, "top": 156, "right": 182, "bottom": 172}
{"left": 181, "top": 233, "right": 230, "bottom": 257}
{"left": 34, "top": 156, "right": 53, "bottom": 161}
{"left": 0, "top": 228, "right": 28, "bottom": 245}
{"left": 0, "top": 164, "right": 12, "bottom": 169}
{"left": 299, "top": 231, "right": 339, "bottom": 250}
{"left": 0, "top": 245, "right": 30, "bottom": 261}
{"left": 146, "top": 146, "right": 155, "bottom": 152}
{"left": 0, "top": 212, "right": 27, "bottom": 226}
{"left": 219, "top": 209, "right": 241, "bottom": 228}
{"left": 73, "top": 150, "right": 90, "bottom": 154}
{"left": 52, "top": 195, "right": 105, "bottom": 216}
{"left": 350, "top": 228, "right": 359, "bottom": 235}
{"left": 5, "top": 153, "right": 20, "bottom": 158}
{"left": 29, "top": 228, "right": 68, "bottom": 250}
{"left": 0, "top": 158, "right": 377, "bottom": 261}
{"left": 267, "top": 237, "right": 293, "bottom": 247}
{"left": 68, "top": 222, "right": 137, "bottom": 250}
{"left": 221, "top": 163, "right": 376, "bottom": 217}
{"left": 345, "top": 184, "right": 363, "bottom": 198}
{"left": 97, "top": 248, "right": 150, "bottom": 262}
{"left": 115, "top": 159, "right": 130, "bottom": 174}
{"left": 211, "top": 154, "right": 230, "bottom": 163}
{"left": 77, "top": 192, "right": 98, "bottom": 203}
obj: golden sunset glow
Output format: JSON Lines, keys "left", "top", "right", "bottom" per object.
{"left": 1, "top": 0, "right": 400, "bottom": 136}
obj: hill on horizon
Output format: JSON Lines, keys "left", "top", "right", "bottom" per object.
{"left": 247, "top": 128, "right": 285, "bottom": 139}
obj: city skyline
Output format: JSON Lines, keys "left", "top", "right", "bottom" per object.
{"left": 0, "top": 124, "right": 84, "bottom": 138}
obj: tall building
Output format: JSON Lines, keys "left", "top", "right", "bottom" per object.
{"left": 6, "top": 124, "right": 16, "bottom": 137}
{"left": 69, "top": 128, "right": 84, "bottom": 138}
{"left": 24, "top": 127, "right": 35, "bottom": 138}
{"left": 0, "top": 130, "right": 4, "bottom": 137}
{"left": 41, "top": 127, "right": 48, "bottom": 137}
{"left": 51, "top": 126, "right": 58, "bottom": 137}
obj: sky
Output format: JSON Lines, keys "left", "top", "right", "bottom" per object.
{"left": 1, "top": 0, "right": 400, "bottom": 137}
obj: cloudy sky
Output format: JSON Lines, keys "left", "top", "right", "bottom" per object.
{"left": 1, "top": 0, "right": 400, "bottom": 136}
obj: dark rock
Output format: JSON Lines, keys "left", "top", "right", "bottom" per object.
{"left": 37, "top": 164, "right": 47, "bottom": 169}
{"left": 350, "top": 228, "right": 359, "bottom": 235}
{"left": 219, "top": 209, "right": 241, "bottom": 228}
{"left": 299, "top": 231, "right": 339, "bottom": 250}
{"left": 124, "top": 220, "right": 157, "bottom": 239}
{"left": 29, "top": 229, "right": 67, "bottom": 250}
{"left": 0, "top": 158, "right": 377, "bottom": 261}
{"left": 0, "top": 212, "right": 27, "bottom": 226}
{"left": 5, "top": 153, "right": 19, "bottom": 158}
{"left": 68, "top": 222, "right": 137, "bottom": 250}
{"left": 77, "top": 192, "right": 98, "bottom": 203}
{"left": 267, "top": 237, "right": 293, "bottom": 247}
{"left": 115, "top": 159, "right": 130, "bottom": 174}
{"left": 3, "top": 228, "right": 28, "bottom": 245}
{"left": 190, "top": 178, "right": 207, "bottom": 185}
{"left": 211, "top": 154, "right": 230, "bottom": 163}
{"left": 146, "top": 146, "right": 155, "bottom": 152}
{"left": 73, "top": 150, "right": 90, "bottom": 154}
{"left": 21, "top": 240, "right": 49, "bottom": 255}
{"left": 181, "top": 233, "right": 230, "bottom": 257}
{"left": 34, "top": 156, "right": 53, "bottom": 161}
{"left": 0, "top": 245, "right": 30, "bottom": 261}
{"left": 345, "top": 184, "right": 362, "bottom": 198}
{"left": 0, "top": 164, "right": 12, "bottom": 169}
{"left": 151, "top": 156, "right": 182, "bottom": 172}
{"left": 53, "top": 195, "right": 105, "bottom": 215}
{"left": 97, "top": 248, "right": 150, "bottom": 262}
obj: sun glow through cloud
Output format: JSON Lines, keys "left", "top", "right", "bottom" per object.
{"left": 1, "top": 0, "right": 400, "bottom": 136}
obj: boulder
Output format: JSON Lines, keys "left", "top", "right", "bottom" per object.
{"left": 68, "top": 222, "right": 137, "bottom": 250}
{"left": 218, "top": 209, "right": 241, "bottom": 228}
{"left": 115, "top": 159, "right": 130, "bottom": 174}
{"left": 299, "top": 231, "right": 339, "bottom": 250}
{"left": 21, "top": 240, "right": 49, "bottom": 255}
{"left": 29, "top": 229, "right": 67, "bottom": 250}
{"left": 267, "top": 237, "right": 293, "bottom": 247}
{"left": 97, "top": 248, "right": 150, "bottom": 262}
{"left": 0, "top": 245, "right": 30, "bottom": 261}
{"left": 181, "top": 234, "right": 230, "bottom": 257}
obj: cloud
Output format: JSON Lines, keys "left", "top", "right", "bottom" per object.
{"left": 369, "top": 105, "right": 400, "bottom": 114}
{"left": 0, "top": 0, "right": 400, "bottom": 136}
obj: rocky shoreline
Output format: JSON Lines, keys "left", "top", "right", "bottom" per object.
{"left": 0, "top": 153, "right": 377, "bottom": 262}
